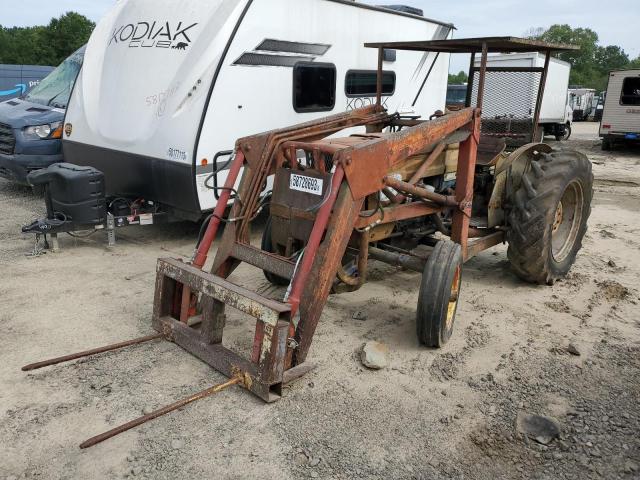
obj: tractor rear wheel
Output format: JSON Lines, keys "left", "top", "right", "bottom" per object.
{"left": 416, "top": 240, "right": 463, "bottom": 347}
{"left": 507, "top": 150, "right": 593, "bottom": 285}
{"left": 261, "top": 217, "right": 290, "bottom": 286}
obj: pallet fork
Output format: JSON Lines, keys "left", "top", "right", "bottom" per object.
{"left": 23, "top": 37, "right": 579, "bottom": 449}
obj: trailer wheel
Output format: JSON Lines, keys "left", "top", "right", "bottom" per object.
{"left": 601, "top": 137, "right": 612, "bottom": 151}
{"left": 416, "top": 240, "right": 463, "bottom": 347}
{"left": 261, "top": 217, "right": 290, "bottom": 286}
{"left": 507, "top": 150, "right": 593, "bottom": 285}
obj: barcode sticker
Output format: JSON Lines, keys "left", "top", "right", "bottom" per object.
{"left": 290, "top": 174, "right": 323, "bottom": 196}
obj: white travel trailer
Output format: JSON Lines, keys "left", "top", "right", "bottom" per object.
{"left": 62, "top": 0, "right": 454, "bottom": 221}
{"left": 600, "top": 69, "right": 640, "bottom": 150}
{"left": 568, "top": 87, "right": 596, "bottom": 121}
{"left": 474, "top": 53, "right": 573, "bottom": 140}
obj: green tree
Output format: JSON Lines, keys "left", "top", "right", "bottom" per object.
{"left": 448, "top": 70, "right": 468, "bottom": 84}
{"left": 528, "top": 24, "right": 634, "bottom": 91}
{"left": 628, "top": 57, "right": 640, "bottom": 69}
{"left": 0, "top": 12, "right": 94, "bottom": 66}
{"left": 595, "top": 45, "right": 629, "bottom": 72}
{"left": 43, "top": 12, "right": 95, "bottom": 65}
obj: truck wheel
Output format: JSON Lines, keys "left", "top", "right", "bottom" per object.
{"left": 261, "top": 217, "right": 290, "bottom": 286}
{"left": 507, "top": 150, "right": 593, "bottom": 285}
{"left": 556, "top": 123, "right": 571, "bottom": 141}
{"left": 416, "top": 240, "right": 462, "bottom": 347}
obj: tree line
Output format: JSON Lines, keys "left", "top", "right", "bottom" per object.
{"left": 0, "top": 12, "right": 94, "bottom": 66}
{"left": 448, "top": 24, "right": 639, "bottom": 92}
{"left": 2, "top": 15, "right": 637, "bottom": 92}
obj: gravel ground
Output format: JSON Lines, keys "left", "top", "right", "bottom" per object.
{"left": 0, "top": 122, "right": 639, "bottom": 479}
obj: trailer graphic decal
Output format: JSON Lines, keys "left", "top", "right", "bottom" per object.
{"left": 233, "top": 39, "right": 331, "bottom": 67}
{"left": 108, "top": 21, "right": 198, "bottom": 50}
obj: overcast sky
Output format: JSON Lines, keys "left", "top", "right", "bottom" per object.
{"left": 3, "top": 0, "right": 637, "bottom": 71}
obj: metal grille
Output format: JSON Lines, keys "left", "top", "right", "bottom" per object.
{"left": 469, "top": 70, "right": 542, "bottom": 146}
{"left": 0, "top": 122, "right": 16, "bottom": 155}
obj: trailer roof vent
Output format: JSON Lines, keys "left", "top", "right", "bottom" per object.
{"left": 378, "top": 5, "right": 424, "bottom": 16}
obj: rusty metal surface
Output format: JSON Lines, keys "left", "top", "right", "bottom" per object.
{"left": 79, "top": 376, "right": 244, "bottom": 449}
{"left": 383, "top": 175, "right": 458, "bottom": 206}
{"left": 21, "top": 334, "right": 164, "bottom": 372}
{"left": 364, "top": 37, "right": 579, "bottom": 53}
{"left": 368, "top": 246, "right": 426, "bottom": 272}
{"left": 407, "top": 141, "right": 447, "bottom": 185}
{"left": 270, "top": 167, "right": 331, "bottom": 244}
{"left": 286, "top": 167, "right": 346, "bottom": 315}
{"left": 335, "top": 232, "right": 369, "bottom": 289}
{"left": 476, "top": 137, "right": 506, "bottom": 166}
{"left": 532, "top": 52, "right": 551, "bottom": 142}
{"left": 231, "top": 243, "right": 295, "bottom": 280}
{"left": 294, "top": 183, "right": 364, "bottom": 364}
{"left": 450, "top": 110, "right": 481, "bottom": 258}
{"left": 466, "top": 231, "right": 506, "bottom": 258}
{"left": 157, "top": 258, "right": 290, "bottom": 326}
{"left": 343, "top": 108, "right": 474, "bottom": 200}
{"left": 354, "top": 202, "right": 444, "bottom": 229}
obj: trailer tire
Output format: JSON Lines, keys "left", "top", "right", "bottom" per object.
{"left": 507, "top": 150, "right": 592, "bottom": 285}
{"left": 261, "top": 217, "right": 290, "bottom": 286}
{"left": 416, "top": 240, "right": 462, "bottom": 347}
{"left": 601, "top": 137, "right": 612, "bottom": 151}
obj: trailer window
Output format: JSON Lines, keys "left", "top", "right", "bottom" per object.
{"left": 620, "top": 77, "right": 640, "bottom": 105}
{"left": 293, "top": 63, "right": 336, "bottom": 113}
{"left": 345, "top": 70, "right": 395, "bottom": 97}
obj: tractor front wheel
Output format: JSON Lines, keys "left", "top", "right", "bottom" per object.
{"left": 507, "top": 150, "right": 593, "bottom": 285}
{"left": 416, "top": 240, "right": 463, "bottom": 347}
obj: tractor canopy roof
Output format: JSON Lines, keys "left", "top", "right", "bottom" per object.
{"left": 365, "top": 36, "right": 578, "bottom": 54}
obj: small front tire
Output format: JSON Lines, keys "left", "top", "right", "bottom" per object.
{"left": 416, "top": 240, "right": 463, "bottom": 347}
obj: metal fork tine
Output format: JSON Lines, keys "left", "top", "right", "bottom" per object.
{"left": 21, "top": 334, "right": 164, "bottom": 371}
{"left": 79, "top": 376, "right": 243, "bottom": 449}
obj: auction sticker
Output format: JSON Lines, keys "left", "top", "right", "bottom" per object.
{"left": 290, "top": 174, "right": 323, "bottom": 196}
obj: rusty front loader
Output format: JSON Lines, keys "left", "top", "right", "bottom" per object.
{"left": 23, "top": 37, "right": 593, "bottom": 448}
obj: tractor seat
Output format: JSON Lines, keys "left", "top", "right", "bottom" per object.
{"left": 476, "top": 136, "right": 507, "bottom": 167}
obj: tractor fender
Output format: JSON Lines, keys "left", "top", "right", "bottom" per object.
{"left": 488, "top": 142, "right": 553, "bottom": 228}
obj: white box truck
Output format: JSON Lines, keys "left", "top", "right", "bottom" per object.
{"left": 474, "top": 53, "right": 573, "bottom": 141}
{"left": 568, "top": 87, "right": 596, "bottom": 121}
{"left": 600, "top": 69, "right": 640, "bottom": 150}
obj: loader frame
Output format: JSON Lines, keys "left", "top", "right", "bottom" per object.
{"left": 152, "top": 37, "right": 578, "bottom": 401}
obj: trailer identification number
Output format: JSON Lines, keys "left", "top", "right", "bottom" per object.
{"left": 290, "top": 174, "right": 323, "bottom": 196}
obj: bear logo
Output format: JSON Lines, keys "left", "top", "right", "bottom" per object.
{"left": 172, "top": 42, "right": 189, "bottom": 50}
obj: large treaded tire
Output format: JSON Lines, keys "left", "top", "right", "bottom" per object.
{"left": 507, "top": 149, "right": 593, "bottom": 285}
{"left": 417, "top": 240, "right": 463, "bottom": 347}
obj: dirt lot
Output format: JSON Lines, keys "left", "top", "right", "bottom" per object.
{"left": 1, "top": 122, "right": 639, "bottom": 480}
